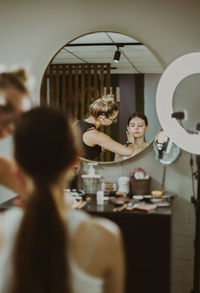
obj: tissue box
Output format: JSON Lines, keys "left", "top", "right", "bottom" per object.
{"left": 130, "top": 177, "right": 151, "bottom": 195}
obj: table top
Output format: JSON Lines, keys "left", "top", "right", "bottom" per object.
{"left": 0, "top": 192, "right": 174, "bottom": 217}
{"left": 86, "top": 193, "right": 173, "bottom": 217}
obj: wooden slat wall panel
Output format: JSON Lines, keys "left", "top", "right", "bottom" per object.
{"left": 41, "top": 63, "right": 112, "bottom": 108}
{"left": 55, "top": 65, "right": 60, "bottom": 108}
{"left": 93, "top": 64, "right": 98, "bottom": 100}
{"left": 49, "top": 65, "right": 55, "bottom": 107}
{"left": 104, "top": 64, "right": 111, "bottom": 161}
{"left": 68, "top": 65, "right": 73, "bottom": 117}
{"left": 106, "top": 64, "right": 111, "bottom": 94}
{"left": 74, "top": 65, "right": 79, "bottom": 120}
{"left": 100, "top": 64, "right": 104, "bottom": 96}
{"left": 87, "top": 64, "right": 92, "bottom": 110}
{"left": 81, "top": 65, "right": 85, "bottom": 119}
{"left": 62, "top": 65, "right": 66, "bottom": 112}
{"left": 40, "top": 73, "right": 47, "bottom": 106}
{"left": 40, "top": 63, "right": 113, "bottom": 161}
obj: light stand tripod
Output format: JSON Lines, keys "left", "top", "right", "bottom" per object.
{"left": 191, "top": 154, "right": 200, "bottom": 293}
{"left": 154, "top": 51, "right": 200, "bottom": 293}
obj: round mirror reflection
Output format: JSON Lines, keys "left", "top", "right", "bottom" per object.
{"left": 40, "top": 31, "right": 163, "bottom": 163}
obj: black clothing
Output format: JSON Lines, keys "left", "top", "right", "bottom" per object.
{"left": 74, "top": 120, "right": 102, "bottom": 160}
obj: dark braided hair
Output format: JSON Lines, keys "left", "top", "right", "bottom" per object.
{"left": 127, "top": 112, "right": 148, "bottom": 126}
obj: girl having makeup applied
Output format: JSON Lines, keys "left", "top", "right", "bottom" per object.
{"left": 115, "top": 112, "right": 149, "bottom": 160}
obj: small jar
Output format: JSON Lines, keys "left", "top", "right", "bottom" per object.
{"left": 81, "top": 175, "right": 101, "bottom": 194}
{"left": 101, "top": 179, "right": 117, "bottom": 194}
{"left": 117, "top": 176, "right": 130, "bottom": 194}
{"left": 96, "top": 190, "right": 104, "bottom": 205}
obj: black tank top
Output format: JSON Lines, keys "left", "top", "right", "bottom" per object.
{"left": 74, "top": 120, "right": 102, "bottom": 160}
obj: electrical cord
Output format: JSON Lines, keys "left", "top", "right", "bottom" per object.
{"left": 180, "top": 119, "right": 184, "bottom": 128}
{"left": 190, "top": 154, "right": 196, "bottom": 200}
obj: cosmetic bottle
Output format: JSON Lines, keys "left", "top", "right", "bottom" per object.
{"left": 81, "top": 163, "right": 101, "bottom": 194}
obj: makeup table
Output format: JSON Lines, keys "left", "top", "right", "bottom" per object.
{"left": 0, "top": 194, "right": 173, "bottom": 293}
{"left": 86, "top": 193, "right": 173, "bottom": 293}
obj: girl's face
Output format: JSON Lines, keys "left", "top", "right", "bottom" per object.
{"left": 128, "top": 116, "right": 148, "bottom": 138}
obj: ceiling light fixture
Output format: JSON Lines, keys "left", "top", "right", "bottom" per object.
{"left": 113, "top": 47, "right": 121, "bottom": 63}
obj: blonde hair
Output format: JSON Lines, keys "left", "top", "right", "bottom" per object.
{"left": 0, "top": 68, "right": 28, "bottom": 93}
{"left": 89, "top": 94, "right": 119, "bottom": 118}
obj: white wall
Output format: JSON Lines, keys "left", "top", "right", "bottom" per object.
{"left": 1, "top": 1, "right": 200, "bottom": 292}
{"left": 144, "top": 73, "right": 161, "bottom": 142}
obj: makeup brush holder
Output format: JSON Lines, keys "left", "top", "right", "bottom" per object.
{"left": 130, "top": 177, "right": 151, "bottom": 195}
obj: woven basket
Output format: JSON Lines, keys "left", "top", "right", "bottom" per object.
{"left": 130, "top": 177, "right": 151, "bottom": 195}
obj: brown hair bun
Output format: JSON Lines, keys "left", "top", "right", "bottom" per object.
{"left": 12, "top": 68, "right": 28, "bottom": 85}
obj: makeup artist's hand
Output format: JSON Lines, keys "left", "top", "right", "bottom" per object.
{"left": 155, "top": 130, "right": 169, "bottom": 144}
{"left": 126, "top": 128, "right": 135, "bottom": 144}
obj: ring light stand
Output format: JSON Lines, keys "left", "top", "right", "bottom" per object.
{"left": 156, "top": 52, "right": 200, "bottom": 293}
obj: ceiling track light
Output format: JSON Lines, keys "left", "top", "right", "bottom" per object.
{"left": 113, "top": 47, "right": 121, "bottom": 63}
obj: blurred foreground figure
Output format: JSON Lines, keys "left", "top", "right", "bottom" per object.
{"left": 0, "top": 69, "right": 31, "bottom": 139}
{"left": 0, "top": 107, "right": 125, "bottom": 293}
{"left": 0, "top": 69, "right": 31, "bottom": 194}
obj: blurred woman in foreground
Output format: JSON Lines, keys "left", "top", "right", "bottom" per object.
{"left": 0, "top": 107, "right": 125, "bottom": 293}
{"left": 0, "top": 69, "right": 31, "bottom": 195}
{"left": 0, "top": 69, "right": 31, "bottom": 139}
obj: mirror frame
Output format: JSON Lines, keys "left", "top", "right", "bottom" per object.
{"left": 81, "top": 141, "right": 153, "bottom": 165}
{"left": 40, "top": 30, "right": 164, "bottom": 164}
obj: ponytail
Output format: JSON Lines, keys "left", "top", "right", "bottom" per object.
{"left": 11, "top": 186, "right": 71, "bottom": 293}
{"left": 12, "top": 107, "right": 78, "bottom": 293}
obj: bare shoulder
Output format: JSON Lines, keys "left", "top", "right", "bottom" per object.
{"left": 74, "top": 213, "right": 121, "bottom": 244}
{"left": 71, "top": 212, "right": 124, "bottom": 282}
{"left": 92, "top": 216, "right": 120, "bottom": 237}
{"left": 88, "top": 215, "right": 123, "bottom": 251}
{"left": 84, "top": 128, "right": 104, "bottom": 139}
{"left": 83, "top": 128, "right": 108, "bottom": 146}
{"left": 83, "top": 128, "right": 100, "bottom": 143}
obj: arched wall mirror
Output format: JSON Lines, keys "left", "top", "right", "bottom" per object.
{"left": 40, "top": 31, "right": 164, "bottom": 163}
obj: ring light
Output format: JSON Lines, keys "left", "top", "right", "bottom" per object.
{"left": 156, "top": 52, "right": 200, "bottom": 155}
